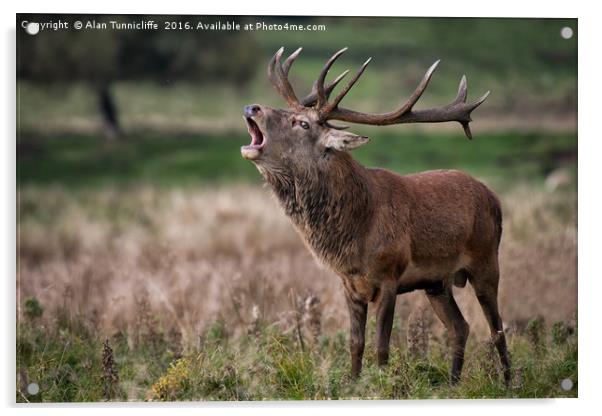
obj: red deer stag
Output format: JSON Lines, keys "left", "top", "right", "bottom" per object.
{"left": 241, "top": 47, "right": 511, "bottom": 385}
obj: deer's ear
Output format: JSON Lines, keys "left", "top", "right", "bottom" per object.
{"left": 320, "top": 129, "right": 370, "bottom": 151}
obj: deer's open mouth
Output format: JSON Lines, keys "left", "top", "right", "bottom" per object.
{"left": 241, "top": 117, "right": 266, "bottom": 160}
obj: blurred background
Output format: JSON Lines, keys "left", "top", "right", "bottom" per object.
{"left": 17, "top": 15, "right": 576, "bottom": 359}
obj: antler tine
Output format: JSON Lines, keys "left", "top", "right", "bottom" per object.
{"left": 315, "top": 47, "right": 348, "bottom": 109}
{"left": 454, "top": 75, "right": 468, "bottom": 104}
{"left": 267, "top": 47, "right": 284, "bottom": 89}
{"left": 267, "top": 47, "right": 301, "bottom": 108}
{"left": 460, "top": 90, "right": 490, "bottom": 139}
{"left": 269, "top": 47, "right": 350, "bottom": 109}
{"left": 472, "top": 90, "right": 491, "bottom": 108}
{"left": 454, "top": 77, "right": 489, "bottom": 139}
{"left": 324, "top": 57, "right": 372, "bottom": 114}
{"left": 394, "top": 60, "right": 440, "bottom": 116}
{"left": 324, "top": 121, "right": 350, "bottom": 130}
{"left": 282, "top": 47, "right": 303, "bottom": 76}
{"left": 325, "top": 70, "right": 350, "bottom": 97}
{"left": 300, "top": 70, "right": 350, "bottom": 107}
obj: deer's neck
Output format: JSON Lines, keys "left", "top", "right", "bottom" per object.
{"left": 260, "top": 151, "right": 373, "bottom": 270}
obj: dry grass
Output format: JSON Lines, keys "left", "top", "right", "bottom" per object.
{"left": 17, "top": 182, "right": 577, "bottom": 347}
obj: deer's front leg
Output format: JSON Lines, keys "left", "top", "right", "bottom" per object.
{"left": 375, "top": 286, "right": 397, "bottom": 366}
{"left": 345, "top": 294, "right": 367, "bottom": 378}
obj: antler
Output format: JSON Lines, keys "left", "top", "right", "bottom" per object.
{"left": 268, "top": 47, "right": 301, "bottom": 108}
{"left": 326, "top": 66, "right": 490, "bottom": 139}
{"left": 316, "top": 51, "right": 489, "bottom": 139}
{"left": 268, "top": 47, "right": 350, "bottom": 110}
{"left": 268, "top": 47, "right": 490, "bottom": 139}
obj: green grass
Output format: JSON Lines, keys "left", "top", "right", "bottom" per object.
{"left": 16, "top": 309, "right": 577, "bottom": 402}
{"left": 17, "top": 131, "right": 576, "bottom": 190}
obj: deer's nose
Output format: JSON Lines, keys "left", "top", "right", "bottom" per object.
{"left": 244, "top": 104, "right": 262, "bottom": 118}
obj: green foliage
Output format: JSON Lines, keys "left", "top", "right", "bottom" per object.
{"left": 17, "top": 323, "right": 106, "bottom": 402}
{"left": 24, "top": 297, "right": 44, "bottom": 320}
{"left": 17, "top": 14, "right": 260, "bottom": 85}
{"left": 150, "top": 358, "right": 192, "bottom": 401}
{"left": 17, "top": 316, "right": 577, "bottom": 402}
{"left": 526, "top": 316, "right": 546, "bottom": 354}
{"left": 551, "top": 321, "right": 574, "bottom": 346}
{"left": 205, "top": 320, "right": 229, "bottom": 346}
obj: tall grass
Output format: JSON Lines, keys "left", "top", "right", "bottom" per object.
{"left": 16, "top": 180, "right": 577, "bottom": 401}
{"left": 18, "top": 183, "right": 576, "bottom": 341}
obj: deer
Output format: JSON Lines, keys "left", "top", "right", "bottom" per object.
{"left": 241, "top": 47, "right": 511, "bottom": 385}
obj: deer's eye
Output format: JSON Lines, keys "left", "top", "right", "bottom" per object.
{"left": 300, "top": 121, "right": 310, "bottom": 130}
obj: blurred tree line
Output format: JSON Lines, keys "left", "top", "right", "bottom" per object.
{"left": 17, "top": 14, "right": 260, "bottom": 138}
{"left": 17, "top": 15, "right": 577, "bottom": 136}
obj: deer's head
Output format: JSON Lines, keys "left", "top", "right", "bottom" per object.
{"left": 242, "top": 47, "right": 490, "bottom": 167}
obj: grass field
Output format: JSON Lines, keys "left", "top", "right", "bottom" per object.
{"left": 18, "top": 130, "right": 576, "bottom": 188}
{"left": 17, "top": 308, "right": 577, "bottom": 402}
{"left": 16, "top": 129, "right": 577, "bottom": 401}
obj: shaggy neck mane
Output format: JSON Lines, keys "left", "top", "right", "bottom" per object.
{"left": 259, "top": 151, "right": 373, "bottom": 270}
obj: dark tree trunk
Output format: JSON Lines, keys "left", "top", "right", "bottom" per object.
{"left": 98, "top": 83, "right": 119, "bottom": 139}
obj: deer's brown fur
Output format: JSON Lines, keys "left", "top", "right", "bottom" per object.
{"left": 241, "top": 48, "right": 511, "bottom": 384}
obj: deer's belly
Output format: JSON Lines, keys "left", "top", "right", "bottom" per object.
{"left": 397, "top": 254, "right": 471, "bottom": 291}
{"left": 338, "top": 249, "right": 471, "bottom": 302}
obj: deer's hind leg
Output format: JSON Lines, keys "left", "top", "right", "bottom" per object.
{"left": 468, "top": 258, "right": 512, "bottom": 386}
{"left": 425, "top": 281, "right": 470, "bottom": 384}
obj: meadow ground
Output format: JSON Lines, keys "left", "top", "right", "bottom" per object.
{"left": 16, "top": 130, "right": 577, "bottom": 401}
